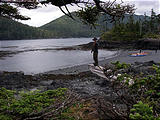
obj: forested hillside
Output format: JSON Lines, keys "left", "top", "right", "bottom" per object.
{"left": 0, "top": 17, "right": 55, "bottom": 40}
{"left": 40, "top": 14, "right": 102, "bottom": 38}
{"left": 0, "top": 14, "right": 146, "bottom": 40}
{"left": 40, "top": 13, "right": 146, "bottom": 38}
{"left": 100, "top": 10, "right": 157, "bottom": 43}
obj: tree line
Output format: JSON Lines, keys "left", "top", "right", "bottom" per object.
{"left": 101, "top": 9, "right": 160, "bottom": 41}
{"left": 0, "top": 17, "right": 55, "bottom": 40}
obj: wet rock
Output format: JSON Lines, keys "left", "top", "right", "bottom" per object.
{"left": 95, "top": 80, "right": 109, "bottom": 87}
{"left": 50, "top": 81, "right": 57, "bottom": 86}
{"left": 136, "top": 38, "right": 160, "bottom": 50}
{"left": 0, "top": 71, "right": 40, "bottom": 90}
{"left": 0, "top": 61, "right": 158, "bottom": 98}
{"left": 40, "top": 80, "right": 53, "bottom": 86}
{"left": 134, "top": 60, "right": 157, "bottom": 66}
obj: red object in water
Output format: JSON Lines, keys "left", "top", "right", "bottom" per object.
{"left": 129, "top": 52, "right": 148, "bottom": 57}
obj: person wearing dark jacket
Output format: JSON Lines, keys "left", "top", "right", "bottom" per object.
{"left": 91, "top": 37, "right": 98, "bottom": 66}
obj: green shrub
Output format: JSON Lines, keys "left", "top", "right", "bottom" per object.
{"left": 130, "top": 101, "right": 155, "bottom": 120}
{"left": 143, "top": 33, "right": 160, "bottom": 39}
{"left": 111, "top": 62, "right": 160, "bottom": 119}
{"left": 111, "top": 61, "right": 131, "bottom": 69}
{"left": 0, "top": 87, "right": 67, "bottom": 119}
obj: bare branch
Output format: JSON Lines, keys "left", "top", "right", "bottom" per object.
{"left": 0, "top": 0, "right": 135, "bottom": 25}
{"left": 59, "top": 6, "right": 74, "bottom": 20}
{"left": 24, "top": 90, "right": 80, "bottom": 120}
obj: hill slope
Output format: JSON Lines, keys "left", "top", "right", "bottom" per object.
{"left": 0, "top": 17, "right": 55, "bottom": 40}
{"left": 40, "top": 13, "right": 146, "bottom": 38}
{"left": 0, "top": 14, "right": 147, "bottom": 40}
{"left": 40, "top": 14, "right": 102, "bottom": 38}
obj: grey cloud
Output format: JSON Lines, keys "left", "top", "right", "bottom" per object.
{"left": 33, "top": 4, "right": 60, "bottom": 13}
{"left": 19, "top": 0, "right": 160, "bottom": 26}
{"left": 126, "top": 0, "right": 160, "bottom": 15}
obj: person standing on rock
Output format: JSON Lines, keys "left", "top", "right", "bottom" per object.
{"left": 91, "top": 37, "right": 98, "bottom": 66}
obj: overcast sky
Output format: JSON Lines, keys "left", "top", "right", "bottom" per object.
{"left": 19, "top": 0, "right": 160, "bottom": 27}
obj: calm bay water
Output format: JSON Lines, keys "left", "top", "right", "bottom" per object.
{"left": 0, "top": 38, "right": 117, "bottom": 74}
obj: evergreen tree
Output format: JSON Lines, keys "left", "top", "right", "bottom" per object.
{"left": 142, "top": 12, "right": 149, "bottom": 33}
{"left": 156, "top": 14, "right": 160, "bottom": 33}
{"left": 150, "top": 9, "right": 157, "bottom": 32}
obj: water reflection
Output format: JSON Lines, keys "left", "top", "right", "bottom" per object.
{"left": 0, "top": 38, "right": 92, "bottom": 51}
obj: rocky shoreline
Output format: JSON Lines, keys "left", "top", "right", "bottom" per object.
{"left": 80, "top": 38, "right": 160, "bottom": 50}
{"left": 0, "top": 70, "right": 110, "bottom": 97}
{"left": 0, "top": 60, "right": 157, "bottom": 97}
